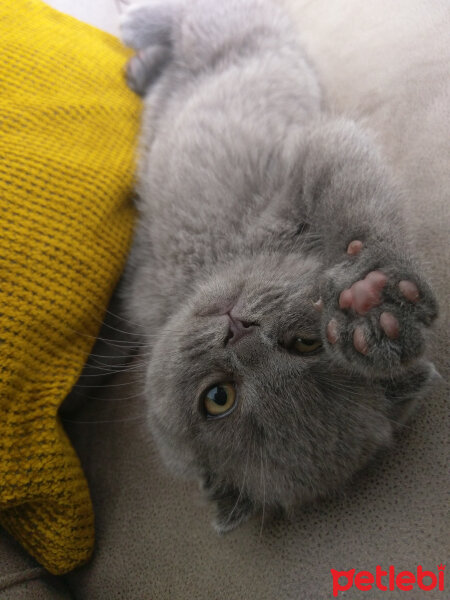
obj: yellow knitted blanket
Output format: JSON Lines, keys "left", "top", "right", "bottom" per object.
{"left": 0, "top": 0, "right": 140, "bottom": 574}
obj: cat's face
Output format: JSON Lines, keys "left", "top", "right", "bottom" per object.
{"left": 145, "top": 253, "right": 397, "bottom": 531}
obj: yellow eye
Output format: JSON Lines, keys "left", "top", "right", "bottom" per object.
{"left": 203, "top": 383, "right": 236, "bottom": 417}
{"left": 293, "top": 338, "right": 322, "bottom": 354}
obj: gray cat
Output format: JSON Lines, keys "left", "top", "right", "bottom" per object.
{"left": 119, "top": 0, "right": 438, "bottom": 532}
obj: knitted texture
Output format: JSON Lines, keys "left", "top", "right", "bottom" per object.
{"left": 0, "top": 0, "right": 140, "bottom": 574}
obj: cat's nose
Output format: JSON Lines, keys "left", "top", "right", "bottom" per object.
{"left": 225, "top": 313, "right": 257, "bottom": 345}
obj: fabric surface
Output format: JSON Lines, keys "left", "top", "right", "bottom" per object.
{"left": 0, "top": 0, "right": 140, "bottom": 575}
{"left": 0, "top": 529, "right": 72, "bottom": 600}
{"left": 45, "top": 0, "right": 121, "bottom": 35}
{"left": 62, "top": 1, "right": 449, "bottom": 598}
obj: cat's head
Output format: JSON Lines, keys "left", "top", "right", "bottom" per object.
{"left": 144, "top": 252, "right": 434, "bottom": 532}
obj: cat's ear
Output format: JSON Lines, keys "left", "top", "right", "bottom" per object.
{"left": 382, "top": 361, "right": 441, "bottom": 425}
{"left": 202, "top": 474, "right": 255, "bottom": 533}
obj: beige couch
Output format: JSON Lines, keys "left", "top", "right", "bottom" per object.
{"left": 1, "top": 1, "right": 448, "bottom": 598}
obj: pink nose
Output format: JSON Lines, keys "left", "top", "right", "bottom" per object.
{"left": 225, "top": 313, "right": 256, "bottom": 345}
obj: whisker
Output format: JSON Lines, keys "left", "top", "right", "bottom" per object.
{"left": 226, "top": 440, "right": 250, "bottom": 527}
{"left": 61, "top": 413, "right": 148, "bottom": 425}
{"left": 72, "top": 362, "right": 146, "bottom": 376}
{"left": 100, "top": 304, "right": 151, "bottom": 332}
{"left": 70, "top": 378, "right": 145, "bottom": 389}
{"left": 79, "top": 389, "right": 146, "bottom": 402}
{"left": 87, "top": 355, "right": 148, "bottom": 367}
{"left": 259, "top": 445, "right": 266, "bottom": 538}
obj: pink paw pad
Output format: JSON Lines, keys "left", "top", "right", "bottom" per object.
{"left": 399, "top": 280, "right": 419, "bottom": 303}
{"left": 347, "top": 240, "right": 363, "bottom": 256}
{"left": 353, "top": 326, "right": 369, "bottom": 355}
{"left": 326, "top": 319, "right": 339, "bottom": 344}
{"left": 339, "top": 271, "right": 387, "bottom": 315}
{"left": 379, "top": 311, "right": 400, "bottom": 339}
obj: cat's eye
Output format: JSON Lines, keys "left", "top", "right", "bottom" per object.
{"left": 203, "top": 383, "right": 236, "bottom": 418}
{"left": 293, "top": 337, "right": 322, "bottom": 354}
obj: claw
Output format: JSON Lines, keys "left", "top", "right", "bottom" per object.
{"left": 313, "top": 298, "right": 324, "bottom": 312}
{"left": 347, "top": 240, "right": 363, "bottom": 256}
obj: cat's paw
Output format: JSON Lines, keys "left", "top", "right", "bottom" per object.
{"left": 320, "top": 240, "right": 438, "bottom": 374}
{"left": 120, "top": 1, "right": 175, "bottom": 50}
{"left": 120, "top": 1, "right": 174, "bottom": 94}
{"left": 120, "top": 3, "right": 153, "bottom": 49}
{"left": 125, "top": 45, "right": 170, "bottom": 95}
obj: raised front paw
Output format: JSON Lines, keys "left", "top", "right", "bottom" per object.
{"left": 321, "top": 240, "right": 438, "bottom": 374}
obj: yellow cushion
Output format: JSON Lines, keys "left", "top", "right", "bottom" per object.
{"left": 0, "top": 0, "right": 140, "bottom": 574}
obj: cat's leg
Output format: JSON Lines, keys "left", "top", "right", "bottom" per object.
{"left": 120, "top": 1, "right": 177, "bottom": 95}
{"left": 121, "top": 0, "right": 301, "bottom": 94}
{"left": 301, "top": 119, "right": 438, "bottom": 375}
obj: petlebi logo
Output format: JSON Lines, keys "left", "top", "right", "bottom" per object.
{"left": 330, "top": 564, "right": 445, "bottom": 596}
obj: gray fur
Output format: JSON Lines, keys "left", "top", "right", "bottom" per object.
{"left": 120, "top": 0, "right": 438, "bottom": 531}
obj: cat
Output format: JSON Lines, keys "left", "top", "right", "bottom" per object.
{"left": 119, "top": 0, "right": 438, "bottom": 532}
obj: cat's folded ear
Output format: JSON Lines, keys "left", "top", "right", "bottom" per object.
{"left": 202, "top": 474, "right": 255, "bottom": 533}
{"left": 382, "top": 360, "right": 442, "bottom": 425}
